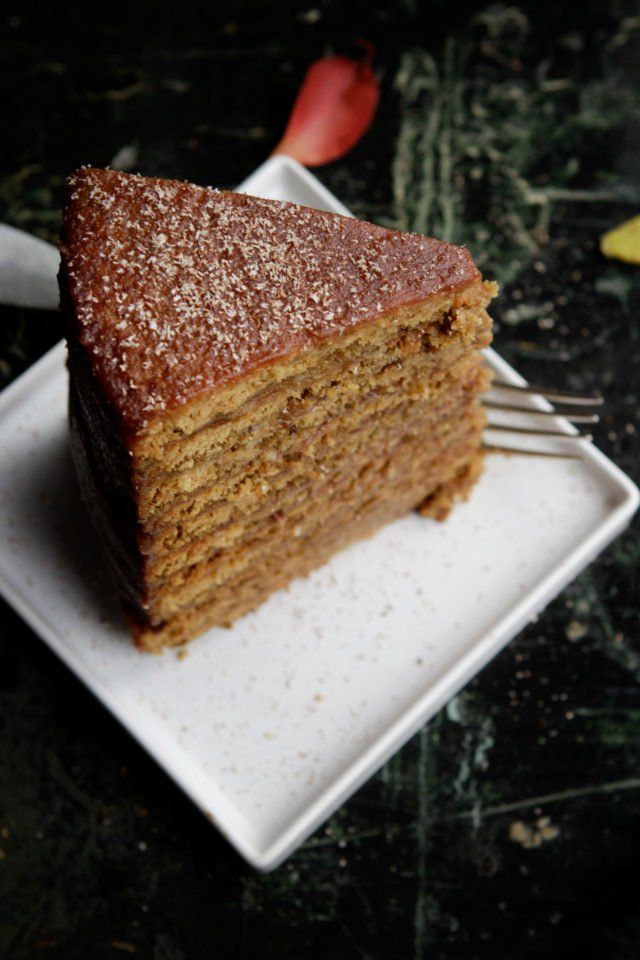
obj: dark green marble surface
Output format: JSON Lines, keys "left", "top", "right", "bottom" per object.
{"left": 1, "top": 2, "right": 639, "bottom": 957}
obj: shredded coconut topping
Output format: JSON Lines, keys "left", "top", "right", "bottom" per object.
{"left": 61, "top": 168, "right": 478, "bottom": 433}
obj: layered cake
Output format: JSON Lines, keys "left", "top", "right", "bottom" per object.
{"left": 59, "top": 168, "right": 495, "bottom": 651}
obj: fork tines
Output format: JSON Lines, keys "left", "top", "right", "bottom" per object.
{"left": 484, "top": 400, "right": 600, "bottom": 424}
{"left": 484, "top": 376, "right": 603, "bottom": 459}
{"left": 489, "top": 379, "right": 604, "bottom": 406}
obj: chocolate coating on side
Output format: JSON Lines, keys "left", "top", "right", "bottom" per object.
{"left": 60, "top": 167, "right": 480, "bottom": 436}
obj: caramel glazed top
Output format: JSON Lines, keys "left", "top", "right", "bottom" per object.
{"left": 60, "top": 167, "right": 481, "bottom": 436}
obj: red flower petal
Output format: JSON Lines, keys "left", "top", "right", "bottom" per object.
{"left": 272, "top": 42, "right": 380, "bottom": 167}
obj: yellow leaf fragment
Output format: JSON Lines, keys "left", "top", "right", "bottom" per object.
{"left": 600, "top": 215, "right": 640, "bottom": 264}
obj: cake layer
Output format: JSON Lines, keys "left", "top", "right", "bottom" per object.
{"left": 69, "top": 328, "right": 488, "bottom": 577}
{"left": 133, "top": 310, "right": 486, "bottom": 488}
{"left": 131, "top": 443, "right": 484, "bottom": 651}
{"left": 145, "top": 408, "right": 486, "bottom": 622}
{"left": 132, "top": 283, "right": 493, "bottom": 473}
{"left": 72, "top": 386, "right": 484, "bottom": 638}
{"left": 130, "top": 293, "right": 493, "bottom": 521}
{"left": 70, "top": 344, "right": 487, "bottom": 596}
{"left": 141, "top": 367, "right": 488, "bottom": 582}
{"left": 135, "top": 344, "right": 488, "bottom": 526}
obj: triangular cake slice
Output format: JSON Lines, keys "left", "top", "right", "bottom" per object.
{"left": 60, "top": 168, "right": 495, "bottom": 651}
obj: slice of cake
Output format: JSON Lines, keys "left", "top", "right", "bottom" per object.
{"left": 59, "top": 168, "right": 495, "bottom": 651}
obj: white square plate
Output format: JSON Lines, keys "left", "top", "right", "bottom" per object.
{"left": 0, "top": 156, "right": 637, "bottom": 870}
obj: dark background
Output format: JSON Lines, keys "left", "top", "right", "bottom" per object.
{"left": 1, "top": 1, "right": 640, "bottom": 958}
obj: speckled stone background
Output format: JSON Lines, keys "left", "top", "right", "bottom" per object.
{"left": 1, "top": 1, "right": 639, "bottom": 958}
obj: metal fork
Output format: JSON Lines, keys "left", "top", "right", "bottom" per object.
{"left": 483, "top": 376, "right": 604, "bottom": 459}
